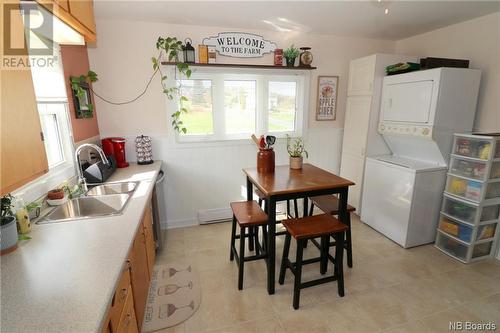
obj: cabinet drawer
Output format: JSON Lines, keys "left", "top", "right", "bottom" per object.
{"left": 109, "top": 265, "right": 132, "bottom": 331}
{"left": 117, "top": 290, "right": 138, "bottom": 333}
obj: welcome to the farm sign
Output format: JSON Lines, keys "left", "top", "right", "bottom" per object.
{"left": 202, "top": 32, "right": 277, "bottom": 58}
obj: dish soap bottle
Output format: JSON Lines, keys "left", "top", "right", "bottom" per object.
{"left": 15, "top": 198, "right": 31, "bottom": 234}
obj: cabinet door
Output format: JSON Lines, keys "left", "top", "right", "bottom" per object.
{"left": 341, "top": 96, "right": 371, "bottom": 157}
{"left": 142, "top": 203, "right": 156, "bottom": 279}
{"left": 348, "top": 56, "right": 376, "bottom": 96}
{"left": 68, "top": 0, "right": 96, "bottom": 33}
{"left": 1, "top": 72, "right": 48, "bottom": 195}
{"left": 117, "top": 289, "right": 139, "bottom": 333}
{"left": 129, "top": 230, "right": 150, "bottom": 330}
{"left": 340, "top": 152, "right": 365, "bottom": 210}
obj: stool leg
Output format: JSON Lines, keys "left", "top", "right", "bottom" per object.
{"left": 320, "top": 235, "right": 328, "bottom": 275}
{"left": 230, "top": 214, "right": 237, "bottom": 261}
{"left": 334, "top": 232, "right": 345, "bottom": 297}
{"left": 238, "top": 226, "right": 246, "bottom": 290}
{"left": 258, "top": 198, "right": 263, "bottom": 208}
{"left": 346, "top": 213, "right": 353, "bottom": 268}
{"left": 255, "top": 226, "right": 260, "bottom": 256}
{"left": 309, "top": 203, "right": 314, "bottom": 216}
{"left": 286, "top": 200, "right": 291, "bottom": 217}
{"left": 293, "top": 239, "right": 305, "bottom": 310}
{"left": 262, "top": 225, "right": 268, "bottom": 253}
{"left": 248, "top": 227, "right": 255, "bottom": 252}
{"left": 294, "top": 200, "right": 299, "bottom": 218}
{"left": 279, "top": 233, "right": 291, "bottom": 285}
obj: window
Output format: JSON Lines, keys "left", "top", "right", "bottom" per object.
{"left": 175, "top": 69, "right": 308, "bottom": 142}
{"left": 37, "top": 102, "right": 72, "bottom": 169}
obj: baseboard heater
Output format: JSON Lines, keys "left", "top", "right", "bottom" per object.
{"left": 198, "top": 208, "right": 233, "bottom": 225}
{"left": 197, "top": 203, "right": 289, "bottom": 225}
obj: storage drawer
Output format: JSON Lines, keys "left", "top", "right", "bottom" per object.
{"left": 438, "top": 215, "right": 473, "bottom": 242}
{"left": 442, "top": 196, "right": 500, "bottom": 224}
{"left": 472, "top": 241, "right": 494, "bottom": 259}
{"left": 109, "top": 264, "right": 132, "bottom": 332}
{"left": 454, "top": 137, "right": 493, "bottom": 160}
{"left": 435, "top": 232, "right": 468, "bottom": 261}
{"left": 449, "top": 156, "right": 487, "bottom": 181}
{"left": 446, "top": 175, "right": 500, "bottom": 202}
{"left": 477, "top": 223, "right": 497, "bottom": 240}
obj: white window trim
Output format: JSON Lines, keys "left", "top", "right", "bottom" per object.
{"left": 163, "top": 66, "right": 310, "bottom": 144}
{"left": 13, "top": 100, "right": 76, "bottom": 203}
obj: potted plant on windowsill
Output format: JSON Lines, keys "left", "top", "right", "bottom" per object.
{"left": 1, "top": 194, "right": 18, "bottom": 255}
{"left": 286, "top": 135, "right": 308, "bottom": 169}
{"left": 283, "top": 45, "right": 299, "bottom": 67}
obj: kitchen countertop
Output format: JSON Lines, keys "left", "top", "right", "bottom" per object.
{"left": 0, "top": 161, "right": 162, "bottom": 333}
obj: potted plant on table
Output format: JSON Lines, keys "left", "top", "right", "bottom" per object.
{"left": 283, "top": 45, "right": 299, "bottom": 67}
{"left": 286, "top": 135, "right": 308, "bottom": 169}
{"left": 1, "top": 194, "right": 18, "bottom": 255}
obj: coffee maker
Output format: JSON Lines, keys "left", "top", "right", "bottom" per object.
{"left": 102, "top": 137, "right": 129, "bottom": 168}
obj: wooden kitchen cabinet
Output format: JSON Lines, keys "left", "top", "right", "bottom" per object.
{"left": 129, "top": 218, "right": 151, "bottom": 330}
{"left": 36, "top": 0, "right": 96, "bottom": 42}
{"left": 0, "top": 8, "right": 49, "bottom": 195}
{"left": 102, "top": 198, "right": 156, "bottom": 332}
{"left": 142, "top": 203, "right": 156, "bottom": 278}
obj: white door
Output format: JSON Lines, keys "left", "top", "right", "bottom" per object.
{"left": 381, "top": 80, "right": 434, "bottom": 123}
{"left": 340, "top": 152, "right": 365, "bottom": 210}
{"left": 361, "top": 158, "right": 415, "bottom": 247}
{"left": 348, "top": 55, "right": 376, "bottom": 96}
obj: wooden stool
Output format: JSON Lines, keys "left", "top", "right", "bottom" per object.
{"left": 279, "top": 214, "right": 347, "bottom": 309}
{"left": 309, "top": 195, "right": 355, "bottom": 267}
{"left": 229, "top": 201, "right": 269, "bottom": 290}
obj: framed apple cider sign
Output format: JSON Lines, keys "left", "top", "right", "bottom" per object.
{"left": 316, "top": 76, "right": 338, "bottom": 121}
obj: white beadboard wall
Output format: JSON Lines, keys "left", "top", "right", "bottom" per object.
{"left": 113, "top": 127, "right": 343, "bottom": 229}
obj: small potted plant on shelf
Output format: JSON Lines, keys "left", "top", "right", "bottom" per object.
{"left": 283, "top": 45, "right": 299, "bottom": 67}
{"left": 1, "top": 194, "right": 18, "bottom": 255}
{"left": 287, "top": 135, "right": 308, "bottom": 169}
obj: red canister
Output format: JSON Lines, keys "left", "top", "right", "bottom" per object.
{"left": 257, "top": 148, "right": 275, "bottom": 173}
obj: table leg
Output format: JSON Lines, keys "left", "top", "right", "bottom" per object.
{"left": 267, "top": 196, "right": 276, "bottom": 295}
{"left": 303, "top": 197, "right": 309, "bottom": 217}
{"left": 338, "top": 187, "right": 349, "bottom": 267}
{"left": 246, "top": 177, "right": 253, "bottom": 201}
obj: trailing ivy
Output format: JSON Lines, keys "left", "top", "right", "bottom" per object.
{"left": 69, "top": 36, "right": 191, "bottom": 133}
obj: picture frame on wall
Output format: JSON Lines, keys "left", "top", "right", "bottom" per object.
{"left": 316, "top": 76, "right": 338, "bottom": 121}
{"left": 71, "top": 83, "right": 94, "bottom": 119}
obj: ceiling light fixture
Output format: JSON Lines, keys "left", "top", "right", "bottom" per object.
{"left": 384, "top": 8, "right": 389, "bottom": 14}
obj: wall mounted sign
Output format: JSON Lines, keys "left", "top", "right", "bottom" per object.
{"left": 202, "top": 32, "right": 277, "bottom": 58}
{"left": 316, "top": 76, "right": 338, "bottom": 121}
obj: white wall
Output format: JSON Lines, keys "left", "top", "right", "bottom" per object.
{"left": 396, "top": 12, "right": 500, "bottom": 133}
{"left": 88, "top": 18, "right": 394, "bottom": 227}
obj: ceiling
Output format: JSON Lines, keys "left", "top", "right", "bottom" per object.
{"left": 94, "top": 1, "right": 500, "bottom": 40}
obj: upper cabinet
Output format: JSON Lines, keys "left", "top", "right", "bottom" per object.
{"left": 1, "top": 5, "right": 49, "bottom": 195}
{"left": 37, "top": 0, "right": 96, "bottom": 42}
{"left": 347, "top": 55, "right": 376, "bottom": 96}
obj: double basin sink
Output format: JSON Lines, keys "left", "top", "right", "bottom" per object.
{"left": 37, "top": 182, "right": 139, "bottom": 224}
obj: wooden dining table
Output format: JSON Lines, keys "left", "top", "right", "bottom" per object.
{"left": 243, "top": 163, "right": 355, "bottom": 295}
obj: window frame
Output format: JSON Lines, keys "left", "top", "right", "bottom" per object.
{"left": 168, "top": 67, "right": 310, "bottom": 143}
{"left": 37, "top": 99, "right": 74, "bottom": 173}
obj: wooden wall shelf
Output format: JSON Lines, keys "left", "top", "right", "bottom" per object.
{"left": 161, "top": 62, "right": 317, "bottom": 70}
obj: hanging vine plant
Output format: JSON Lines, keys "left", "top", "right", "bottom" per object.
{"left": 69, "top": 36, "right": 191, "bottom": 133}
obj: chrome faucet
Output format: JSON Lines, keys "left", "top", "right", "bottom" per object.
{"left": 75, "top": 143, "right": 110, "bottom": 191}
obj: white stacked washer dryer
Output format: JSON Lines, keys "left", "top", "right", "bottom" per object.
{"left": 361, "top": 67, "right": 481, "bottom": 248}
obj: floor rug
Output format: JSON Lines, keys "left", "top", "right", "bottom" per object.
{"left": 142, "top": 263, "right": 201, "bottom": 332}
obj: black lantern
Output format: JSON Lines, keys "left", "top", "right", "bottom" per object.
{"left": 182, "top": 38, "right": 195, "bottom": 63}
